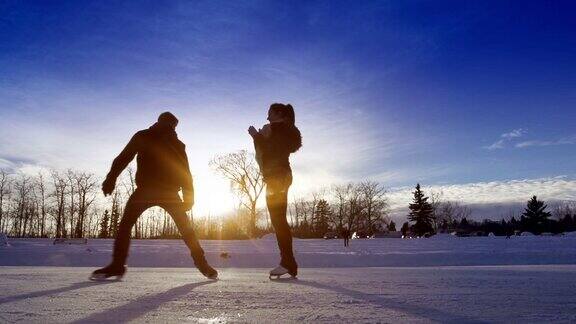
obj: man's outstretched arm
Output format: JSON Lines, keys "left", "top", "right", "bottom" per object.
{"left": 102, "top": 133, "right": 140, "bottom": 195}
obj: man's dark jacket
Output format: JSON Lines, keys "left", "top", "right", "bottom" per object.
{"left": 105, "top": 123, "right": 193, "bottom": 202}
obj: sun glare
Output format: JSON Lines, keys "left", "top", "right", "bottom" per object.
{"left": 192, "top": 173, "right": 238, "bottom": 218}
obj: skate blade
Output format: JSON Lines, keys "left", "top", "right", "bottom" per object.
{"left": 269, "top": 273, "right": 297, "bottom": 280}
{"left": 89, "top": 273, "right": 124, "bottom": 282}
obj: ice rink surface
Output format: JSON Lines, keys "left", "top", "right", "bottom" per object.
{"left": 2, "top": 236, "right": 576, "bottom": 323}
{"left": 1, "top": 266, "right": 576, "bottom": 323}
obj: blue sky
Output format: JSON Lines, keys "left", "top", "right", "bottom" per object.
{"left": 1, "top": 1, "right": 575, "bottom": 216}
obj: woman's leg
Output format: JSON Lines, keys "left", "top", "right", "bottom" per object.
{"left": 267, "top": 175, "right": 297, "bottom": 274}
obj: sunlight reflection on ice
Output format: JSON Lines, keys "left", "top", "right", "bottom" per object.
{"left": 189, "top": 316, "right": 228, "bottom": 323}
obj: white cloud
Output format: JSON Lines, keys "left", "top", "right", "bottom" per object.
{"left": 485, "top": 129, "right": 576, "bottom": 151}
{"left": 0, "top": 158, "right": 15, "bottom": 169}
{"left": 516, "top": 136, "right": 576, "bottom": 148}
{"left": 484, "top": 139, "right": 505, "bottom": 150}
{"left": 484, "top": 128, "right": 525, "bottom": 150}
{"left": 501, "top": 128, "right": 525, "bottom": 139}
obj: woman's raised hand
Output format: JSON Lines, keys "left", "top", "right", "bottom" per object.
{"left": 248, "top": 126, "right": 259, "bottom": 137}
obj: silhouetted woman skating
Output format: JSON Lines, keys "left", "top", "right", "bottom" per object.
{"left": 248, "top": 103, "right": 302, "bottom": 278}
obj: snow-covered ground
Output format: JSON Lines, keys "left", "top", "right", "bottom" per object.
{"left": 2, "top": 236, "right": 576, "bottom": 323}
{"left": 1, "top": 235, "right": 576, "bottom": 268}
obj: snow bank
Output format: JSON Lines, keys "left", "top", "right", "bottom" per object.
{"left": 1, "top": 236, "right": 576, "bottom": 268}
{"left": 259, "top": 233, "right": 276, "bottom": 241}
{"left": 0, "top": 233, "right": 8, "bottom": 246}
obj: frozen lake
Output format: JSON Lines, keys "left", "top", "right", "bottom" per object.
{"left": 2, "top": 236, "right": 576, "bottom": 323}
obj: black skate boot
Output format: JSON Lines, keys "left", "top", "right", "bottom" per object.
{"left": 194, "top": 259, "right": 218, "bottom": 280}
{"left": 90, "top": 263, "right": 126, "bottom": 281}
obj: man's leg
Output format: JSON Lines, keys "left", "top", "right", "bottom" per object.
{"left": 111, "top": 191, "right": 150, "bottom": 266}
{"left": 161, "top": 195, "right": 217, "bottom": 278}
{"left": 160, "top": 196, "right": 206, "bottom": 263}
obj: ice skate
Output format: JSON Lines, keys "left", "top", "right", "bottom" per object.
{"left": 195, "top": 260, "right": 218, "bottom": 280}
{"left": 90, "top": 264, "right": 126, "bottom": 281}
{"left": 269, "top": 265, "right": 297, "bottom": 279}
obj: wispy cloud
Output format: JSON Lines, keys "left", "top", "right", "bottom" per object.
{"left": 516, "top": 136, "right": 576, "bottom": 148}
{"left": 0, "top": 158, "right": 15, "bottom": 169}
{"left": 501, "top": 129, "right": 525, "bottom": 139}
{"left": 485, "top": 129, "right": 576, "bottom": 150}
{"left": 485, "top": 139, "right": 505, "bottom": 150}
{"left": 484, "top": 128, "right": 525, "bottom": 150}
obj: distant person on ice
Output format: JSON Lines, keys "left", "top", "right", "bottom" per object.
{"left": 91, "top": 112, "right": 218, "bottom": 280}
{"left": 249, "top": 103, "right": 302, "bottom": 279}
{"left": 342, "top": 228, "right": 351, "bottom": 247}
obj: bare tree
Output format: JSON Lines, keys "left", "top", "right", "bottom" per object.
{"left": 552, "top": 201, "right": 576, "bottom": 221}
{"left": 72, "top": 172, "right": 98, "bottom": 238}
{"left": 51, "top": 170, "right": 68, "bottom": 238}
{"left": 0, "top": 169, "right": 11, "bottom": 233}
{"left": 454, "top": 203, "right": 472, "bottom": 221}
{"left": 330, "top": 183, "right": 352, "bottom": 232}
{"left": 12, "top": 174, "right": 32, "bottom": 237}
{"left": 434, "top": 199, "right": 471, "bottom": 231}
{"left": 66, "top": 170, "right": 77, "bottom": 238}
{"left": 290, "top": 196, "right": 316, "bottom": 236}
{"left": 294, "top": 197, "right": 315, "bottom": 226}
{"left": 210, "top": 150, "right": 265, "bottom": 237}
{"left": 358, "top": 181, "right": 389, "bottom": 234}
{"left": 428, "top": 190, "right": 443, "bottom": 229}
{"left": 346, "top": 183, "right": 365, "bottom": 233}
{"left": 35, "top": 172, "right": 49, "bottom": 237}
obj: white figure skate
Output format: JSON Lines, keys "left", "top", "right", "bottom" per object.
{"left": 269, "top": 265, "right": 296, "bottom": 279}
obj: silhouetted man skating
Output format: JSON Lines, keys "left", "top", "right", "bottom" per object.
{"left": 91, "top": 112, "right": 217, "bottom": 280}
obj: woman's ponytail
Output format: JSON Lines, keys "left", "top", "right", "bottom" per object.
{"left": 284, "top": 104, "right": 295, "bottom": 125}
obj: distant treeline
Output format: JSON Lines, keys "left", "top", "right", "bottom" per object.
{"left": 1, "top": 165, "right": 574, "bottom": 240}
{"left": 0, "top": 168, "right": 184, "bottom": 239}
{"left": 401, "top": 184, "right": 576, "bottom": 237}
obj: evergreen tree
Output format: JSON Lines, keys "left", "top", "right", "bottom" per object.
{"left": 407, "top": 184, "right": 435, "bottom": 237}
{"left": 400, "top": 222, "right": 410, "bottom": 237}
{"left": 313, "top": 199, "right": 331, "bottom": 235}
{"left": 98, "top": 210, "right": 110, "bottom": 238}
{"left": 519, "top": 215, "right": 528, "bottom": 231}
{"left": 522, "top": 196, "right": 551, "bottom": 234}
{"left": 387, "top": 220, "right": 396, "bottom": 231}
{"left": 510, "top": 216, "right": 518, "bottom": 229}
